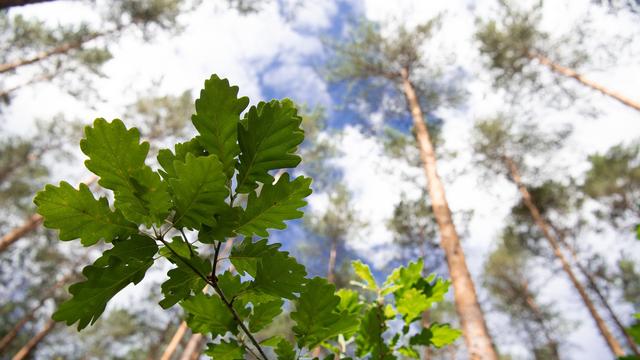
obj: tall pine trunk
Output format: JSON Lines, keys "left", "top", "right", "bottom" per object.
{"left": 327, "top": 237, "right": 338, "bottom": 284}
{"left": 160, "top": 321, "right": 189, "bottom": 360}
{"left": 554, "top": 230, "right": 640, "bottom": 356}
{"left": 11, "top": 319, "right": 55, "bottom": 360}
{"left": 179, "top": 333, "right": 204, "bottom": 360}
{"left": 400, "top": 67, "right": 498, "bottom": 360}
{"left": 503, "top": 156, "right": 625, "bottom": 357}
{"left": 529, "top": 51, "right": 640, "bottom": 113}
{"left": 520, "top": 281, "right": 560, "bottom": 360}
{"left": 0, "top": 28, "right": 120, "bottom": 74}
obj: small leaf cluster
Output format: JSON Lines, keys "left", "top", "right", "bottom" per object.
{"left": 331, "top": 259, "right": 461, "bottom": 359}
{"left": 34, "top": 74, "right": 458, "bottom": 359}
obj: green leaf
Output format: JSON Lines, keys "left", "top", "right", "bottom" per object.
{"left": 236, "top": 174, "right": 312, "bottom": 237}
{"left": 395, "top": 288, "right": 429, "bottom": 323}
{"left": 159, "top": 253, "right": 211, "bottom": 309}
{"left": 292, "top": 278, "right": 358, "bottom": 349}
{"left": 169, "top": 153, "right": 229, "bottom": 229}
{"left": 204, "top": 340, "right": 244, "bottom": 360}
{"left": 249, "top": 299, "right": 284, "bottom": 332}
{"left": 353, "top": 260, "right": 377, "bottom": 290}
{"left": 192, "top": 75, "right": 249, "bottom": 179}
{"left": 230, "top": 238, "right": 281, "bottom": 277}
{"left": 274, "top": 339, "right": 296, "bottom": 360}
{"left": 80, "top": 118, "right": 170, "bottom": 226}
{"left": 252, "top": 247, "right": 307, "bottom": 299}
{"left": 34, "top": 181, "right": 137, "bottom": 246}
{"left": 80, "top": 118, "right": 148, "bottom": 191}
{"left": 355, "top": 305, "right": 391, "bottom": 359}
{"left": 236, "top": 99, "right": 304, "bottom": 193}
{"left": 198, "top": 205, "right": 242, "bottom": 242}
{"left": 52, "top": 235, "right": 158, "bottom": 330}
{"left": 410, "top": 323, "right": 461, "bottom": 348}
{"left": 336, "top": 289, "right": 363, "bottom": 315}
{"left": 181, "top": 293, "right": 236, "bottom": 336}
{"left": 397, "top": 346, "right": 419, "bottom": 359}
{"left": 157, "top": 138, "right": 207, "bottom": 179}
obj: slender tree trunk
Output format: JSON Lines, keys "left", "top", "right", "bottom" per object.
{"left": 146, "top": 321, "right": 176, "bottom": 360}
{"left": 160, "top": 321, "right": 189, "bottom": 360}
{"left": 400, "top": 67, "right": 498, "bottom": 360}
{"left": 11, "top": 319, "right": 55, "bottom": 360}
{"left": 327, "top": 237, "right": 338, "bottom": 284}
{"left": 0, "top": 0, "right": 54, "bottom": 9}
{"left": 0, "top": 72, "right": 56, "bottom": 100}
{"left": 520, "top": 282, "right": 560, "bottom": 360}
{"left": 0, "top": 175, "right": 97, "bottom": 253}
{"left": 0, "top": 28, "right": 119, "bottom": 74}
{"left": 179, "top": 333, "right": 204, "bottom": 360}
{"left": 0, "top": 273, "right": 72, "bottom": 352}
{"left": 554, "top": 231, "right": 640, "bottom": 356}
{"left": 529, "top": 51, "right": 640, "bottom": 113}
{"left": 503, "top": 156, "right": 625, "bottom": 357}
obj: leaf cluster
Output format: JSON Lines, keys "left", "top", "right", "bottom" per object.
{"left": 34, "top": 74, "right": 458, "bottom": 359}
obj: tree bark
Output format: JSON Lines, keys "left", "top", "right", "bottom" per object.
{"left": 0, "top": 273, "right": 72, "bottom": 352}
{"left": 504, "top": 155, "right": 625, "bottom": 357}
{"left": 179, "top": 333, "right": 204, "bottom": 360}
{"left": 400, "top": 67, "right": 498, "bottom": 360}
{"left": 0, "top": 175, "right": 97, "bottom": 253}
{"left": 0, "top": 28, "right": 119, "bottom": 74}
{"left": 160, "top": 321, "right": 189, "bottom": 360}
{"left": 530, "top": 51, "right": 640, "bottom": 113}
{"left": 0, "top": 0, "right": 55, "bottom": 9}
{"left": 326, "top": 236, "right": 338, "bottom": 284}
{"left": 554, "top": 231, "right": 640, "bottom": 356}
{"left": 11, "top": 319, "right": 55, "bottom": 360}
{"left": 520, "top": 282, "right": 560, "bottom": 360}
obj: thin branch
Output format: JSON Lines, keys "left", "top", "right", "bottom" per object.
{"left": 180, "top": 229, "right": 195, "bottom": 257}
{"left": 158, "top": 236, "right": 268, "bottom": 360}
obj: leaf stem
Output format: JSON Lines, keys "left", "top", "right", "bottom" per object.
{"left": 211, "top": 282, "right": 270, "bottom": 360}
{"left": 180, "top": 228, "right": 195, "bottom": 257}
{"left": 158, "top": 236, "right": 269, "bottom": 360}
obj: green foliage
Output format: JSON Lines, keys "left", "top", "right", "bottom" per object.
{"left": 34, "top": 182, "right": 137, "bottom": 246}
{"left": 36, "top": 74, "right": 457, "bottom": 359}
{"left": 52, "top": 235, "right": 158, "bottom": 330}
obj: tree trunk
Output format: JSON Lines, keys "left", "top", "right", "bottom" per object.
{"left": 0, "top": 72, "right": 56, "bottom": 100}
{"left": 327, "top": 237, "right": 338, "bottom": 284}
{"left": 179, "top": 333, "right": 204, "bottom": 360}
{"left": 160, "top": 321, "right": 189, "bottom": 360}
{"left": 0, "top": 0, "right": 55, "bottom": 9}
{"left": 0, "top": 272, "right": 72, "bottom": 352}
{"left": 554, "top": 231, "right": 640, "bottom": 356}
{"left": 0, "top": 28, "right": 118, "bottom": 74}
{"left": 146, "top": 321, "right": 176, "bottom": 360}
{"left": 11, "top": 319, "right": 55, "bottom": 360}
{"left": 0, "top": 175, "right": 97, "bottom": 253}
{"left": 520, "top": 282, "right": 560, "bottom": 360}
{"left": 529, "top": 51, "right": 640, "bottom": 113}
{"left": 400, "top": 67, "right": 498, "bottom": 360}
{"left": 503, "top": 156, "right": 625, "bottom": 357}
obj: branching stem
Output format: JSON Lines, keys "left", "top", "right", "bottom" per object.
{"left": 158, "top": 235, "right": 269, "bottom": 360}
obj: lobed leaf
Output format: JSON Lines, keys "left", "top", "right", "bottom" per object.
{"left": 52, "top": 235, "right": 158, "bottom": 330}
{"left": 236, "top": 174, "right": 312, "bottom": 237}
{"left": 169, "top": 153, "right": 229, "bottom": 229}
{"left": 236, "top": 99, "right": 304, "bottom": 193}
{"left": 181, "top": 293, "right": 236, "bottom": 336}
{"left": 34, "top": 181, "right": 137, "bottom": 246}
{"left": 192, "top": 75, "right": 249, "bottom": 180}
{"left": 204, "top": 340, "right": 244, "bottom": 360}
{"left": 80, "top": 118, "right": 171, "bottom": 226}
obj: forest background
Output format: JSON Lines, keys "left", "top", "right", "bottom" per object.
{"left": 1, "top": 0, "right": 640, "bottom": 359}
